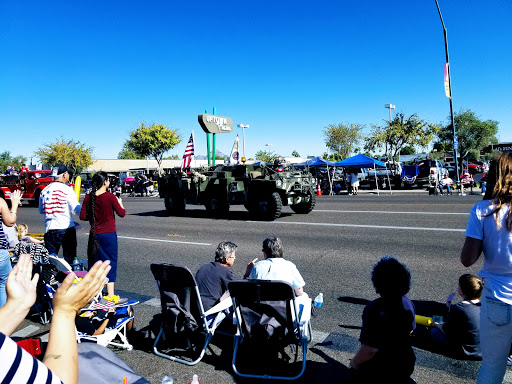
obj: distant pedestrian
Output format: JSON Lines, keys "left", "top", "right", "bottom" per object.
{"left": 39, "top": 164, "right": 81, "bottom": 264}
{"left": 350, "top": 171, "right": 360, "bottom": 195}
{"left": 80, "top": 171, "right": 126, "bottom": 303}
{"left": 461, "top": 153, "right": 512, "bottom": 383}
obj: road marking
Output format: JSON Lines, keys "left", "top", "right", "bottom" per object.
{"left": 247, "top": 221, "right": 466, "bottom": 232}
{"left": 118, "top": 236, "right": 211, "bottom": 246}
{"left": 314, "top": 210, "right": 469, "bottom": 215}
{"left": 12, "top": 325, "right": 40, "bottom": 338}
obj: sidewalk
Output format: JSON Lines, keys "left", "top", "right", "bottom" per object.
{"left": 338, "top": 186, "right": 484, "bottom": 195}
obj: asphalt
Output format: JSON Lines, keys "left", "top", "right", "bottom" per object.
{"left": 10, "top": 188, "right": 510, "bottom": 384}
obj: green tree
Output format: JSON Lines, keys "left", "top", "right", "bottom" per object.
{"left": 164, "top": 154, "right": 180, "bottom": 160}
{"left": 124, "top": 123, "right": 181, "bottom": 172}
{"left": 323, "top": 123, "right": 364, "bottom": 159}
{"left": 118, "top": 145, "right": 145, "bottom": 159}
{"left": 400, "top": 145, "right": 416, "bottom": 155}
{"left": 322, "top": 152, "right": 342, "bottom": 162}
{"left": 291, "top": 150, "right": 301, "bottom": 157}
{"left": 35, "top": 137, "right": 93, "bottom": 175}
{"left": 365, "top": 113, "right": 439, "bottom": 161}
{"left": 255, "top": 150, "right": 277, "bottom": 164}
{"left": 436, "top": 109, "right": 498, "bottom": 166}
{"left": 0, "top": 151, "right": 27, "bottom": 173}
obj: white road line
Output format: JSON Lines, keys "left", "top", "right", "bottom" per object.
{"left": 117, "top": 236, "right": 211, "bottom": 246}
{"left": 12, "top": 325, "right": 40, "bottom": 338}
{"left": 247, "top": 221, "right": 466, "bottom": 232}
{"left": 314, "top": 210, "right": 469, "bottom": 215}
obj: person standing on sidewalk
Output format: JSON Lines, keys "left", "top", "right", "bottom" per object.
{"left": 461, "top": 154, "right": 512, "bottom": 384}
{"left": 39, "top": 164, "right": 81, "bottom": 265}
{"left": 0, "top": 190, "right": 22, "bottom": 307}
{"left": 80, "top": 171, "right": 126, "bottom": 303}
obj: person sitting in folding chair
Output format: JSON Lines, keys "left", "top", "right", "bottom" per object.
{"left": 195, "top": 241, "right": 256, "bottom": 311}
{"left": 246, "top": 237, "right": 314, "bottom": 322}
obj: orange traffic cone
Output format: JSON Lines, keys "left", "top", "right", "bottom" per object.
{"left": 316, "top": 184, "right": 322, "bottom": 196}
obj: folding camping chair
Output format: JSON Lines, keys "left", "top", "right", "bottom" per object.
{"left": 228, "top": 279, "right": 310, "bottom": 381}
{"left": 76, "top": 300, "right": 139, "bottom": 351}
{"left": 150, "top": 263, "right": 228, "bottom": 366}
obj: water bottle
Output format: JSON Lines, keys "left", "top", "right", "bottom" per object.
{"left": 189, "top": 374, "right": 201, "bottom": 384}
{"left": 161, "top": 376, "right": 173, "bottom": 384}
{"left": 313, "top": 293, "right": 323, "bottom": 308}
{"left": 72, "top": 257, "right": 81, "bottom": 271}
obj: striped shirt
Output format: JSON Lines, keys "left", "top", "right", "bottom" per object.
{"left": 38, "top": 182, "right": 81, "bottom": 232}
{"left": 0, "top": 213, "right": 8, "bottom": 250}
{"left": 0, "top": 332, "right": 63, "bottom": 384}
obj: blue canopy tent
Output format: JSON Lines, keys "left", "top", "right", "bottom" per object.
{"left": 297, "top": 156, "right": 337, "bottom": 195}
{"left": 334, "top": 154, "right": 390, "bottom": 195}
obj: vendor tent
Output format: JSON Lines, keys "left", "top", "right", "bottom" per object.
{"left": 334, "top": 154, "right": 385, "bottom": 168}
{"left": 335, "top": 154, "right": 390, "bottom": 195}
{"left": 297, "top": 157, "right": 337, "bottom": 195}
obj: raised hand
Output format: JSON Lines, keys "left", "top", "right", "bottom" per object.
{"left": 52, "top": 260, "right": 111, "bottom": 316}
{"left": 6, "top": 254, "right": 39, "bottom": 311}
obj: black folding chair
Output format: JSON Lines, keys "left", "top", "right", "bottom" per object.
{"left": 150, "top": 263, "right": 227, "bottom": 366}
{"left": 228, "top": 279, "right": 309, "bottom": 380}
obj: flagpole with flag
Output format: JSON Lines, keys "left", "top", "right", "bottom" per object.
{"left": 181, "top": 131, "right": 195, "bottom": 172}
{"left": 228, "top": 134, "right": 240, "bottom": 165}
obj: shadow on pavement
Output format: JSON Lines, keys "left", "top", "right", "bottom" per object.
{"left": 130, "top": 210, "right": 294, "bottom": 221}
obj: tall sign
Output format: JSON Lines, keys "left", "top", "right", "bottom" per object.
{"left": 198, "top": 114, "right": 233, "bottom": 134}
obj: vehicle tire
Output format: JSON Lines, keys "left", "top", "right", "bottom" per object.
{"left": 164, "top": 189, "right": 185, "bottom": 216}
{"left": 255, "top": 192, "right": 282, "bottom": 221}
{"left": 290, "top": 188, "right": 316, "bottom": 214}
{"left": 205, "top": 191, "right": 229, "bottom": 217}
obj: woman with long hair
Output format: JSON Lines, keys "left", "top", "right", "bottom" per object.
{"left": 80, "top": 171, "right": 125, "bottom": 303}
{"left": 461, "top": 153, "right": 512, "bottom": 383}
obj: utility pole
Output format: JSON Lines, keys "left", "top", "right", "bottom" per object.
{"left": 435, "top": 0, "right": 459, "bottom": 186}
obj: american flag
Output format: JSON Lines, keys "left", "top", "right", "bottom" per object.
{"left": 181, "top": 132, "right": 195, "bottom": 171}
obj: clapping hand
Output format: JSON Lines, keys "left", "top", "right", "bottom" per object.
{"left": 6, "top": 254, "right": 39, "bottom": 312}
{"left": 52, "top": 260, "right": 111, "bottom": 316}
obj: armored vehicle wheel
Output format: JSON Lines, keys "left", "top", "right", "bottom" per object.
{"left": 255, "top": 192, "right": 282, "bottom": 221}
{"left": 164, "top": 190, "right": 185, "bottom": 216}
{"left": 290, "top": 188, "right": 316, "bottom": 214}
{"left": 205, "top": 192, "right": 229, "bottom": 217}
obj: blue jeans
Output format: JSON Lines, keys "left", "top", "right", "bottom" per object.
{"left": 44, "top": 227, "right": 77, "bottom": 265}
{"left": 0, "top": 249, "right": 12, "bottom": 308}
{"left": 481, "top": 181, "right": 487, "bottom": 194}
{"left": 477, "top": 285, "right": 512, "bottom": 384}
{"left": 439, "top": 184, "right": 451, "bottom": 194}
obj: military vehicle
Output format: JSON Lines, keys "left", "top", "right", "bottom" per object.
{"left": 158, "top": 163, "right": 316, "bottom": 220}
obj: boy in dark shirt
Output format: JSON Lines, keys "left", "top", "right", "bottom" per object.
{"left": 431, "top": 274, "right": 482, "bottom": 359}
{"left": 350, "top": 257, "right": 416, "bottom": 384}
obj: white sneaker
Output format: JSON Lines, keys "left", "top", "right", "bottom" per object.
{"left": 481, "top": 192, "right": 485, "bottom": 195}
{"left": 462, "top": 193, "right": 467, "bottom": 196}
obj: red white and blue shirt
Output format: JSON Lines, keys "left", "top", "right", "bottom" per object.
{"left": 39, "top": 182, "right": 81, "bottom": 232}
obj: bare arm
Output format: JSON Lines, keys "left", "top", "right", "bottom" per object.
{"left": 294, "top": 287, "right": 304, "bottom": 296}
{"left": 43, "top": 260, "right": 111, "bottom": 384}
{"left": 0, "top": 190, "right": 22, "bottom": 226}
{"left": 350, "top": 344, "right": 379, "bottom": 370}
{"left": 243, "top": 258, "right": 258, "bottom": 279}
{"left": 460, "top": 237, "right": 483, "bottom": 267}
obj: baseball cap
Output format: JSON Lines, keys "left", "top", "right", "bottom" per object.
{"left": 51, "top": 163, "right": 70, "bottom": 177}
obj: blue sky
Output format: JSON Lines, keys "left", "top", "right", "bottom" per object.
{"left": 1, "top": 0, "right": 510, "bottom": 162}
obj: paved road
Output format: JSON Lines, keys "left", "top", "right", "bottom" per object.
{"left": 11, "top": 192, "right": 510, "bottom": 384}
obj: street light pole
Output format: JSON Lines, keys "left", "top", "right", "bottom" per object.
{"left": 384, "top": 103, "right": 395, "bottom": 122}
{"left": 237, "top": 124, "right": 249, "bottom": 161}
{"left": 435, "top": 0, "right": 459, "bottom": 186}
{"left": 266, "top": 143, "right": 272, "bottom": 158}
{"left": 384, "top": 104, "right": 395, "bottom": 161}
